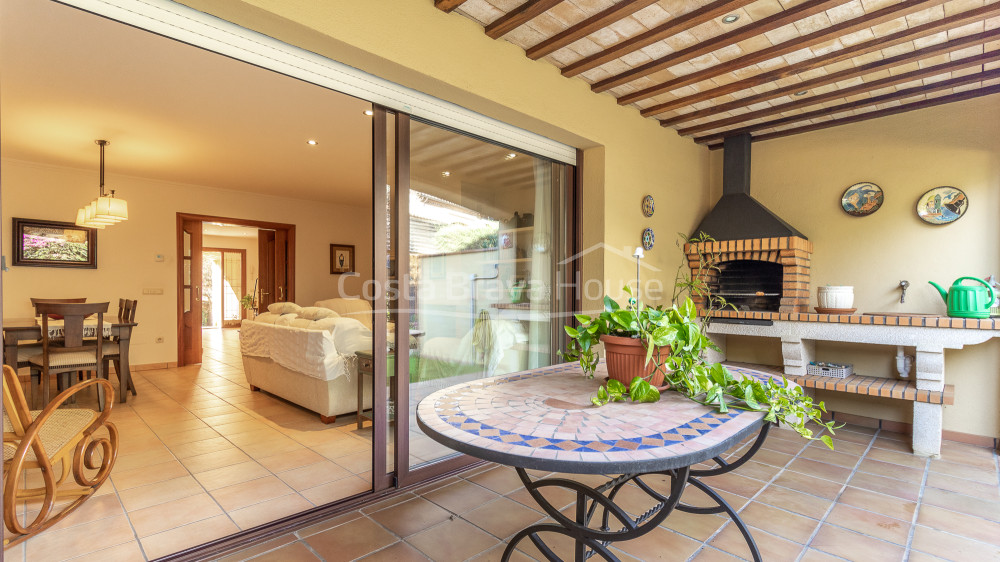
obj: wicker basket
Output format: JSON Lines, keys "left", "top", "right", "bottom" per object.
{"left": 806, "top": 362, "right": 853, "bottom": 378}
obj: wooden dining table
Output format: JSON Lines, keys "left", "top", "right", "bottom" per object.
{"left": 2, "top": 317, "right": 137, "bottom": 404}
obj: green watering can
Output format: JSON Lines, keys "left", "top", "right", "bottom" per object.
{"left": 928, "top": 277, "right": 995, "bottom": 319}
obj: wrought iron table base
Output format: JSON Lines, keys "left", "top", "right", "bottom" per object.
{"left": 501, "top": 423, "right": 771, "bottom": 562}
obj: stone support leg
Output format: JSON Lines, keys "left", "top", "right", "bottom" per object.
{"left": 912, "top": 346, "right": 946, "bottom": 457}
{"left": 706, "top": 334, "right": 727, "bottom": 364}
{"left": 780, "top": 337, "right": 815, "bottom": 376}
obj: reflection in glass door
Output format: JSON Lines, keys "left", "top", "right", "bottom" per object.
{"left": 398, "top": 119, "right": 573, "bottom": 473}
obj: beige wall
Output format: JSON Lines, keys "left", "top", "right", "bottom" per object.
{"left": 2, "top": 159, "right": 373, "bottom": 365}
{"left": 176, "top": 0, "right": 714, "bottom": 312}
{"left": 713, "top": 96, "right": 1000, "bottom": 439}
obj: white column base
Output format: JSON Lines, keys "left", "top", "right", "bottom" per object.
{"left": 912, "top": 402, "right": 943, "bottom": 458}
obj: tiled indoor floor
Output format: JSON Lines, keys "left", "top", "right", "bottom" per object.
{"left": 5, "top": 332, "right": 1000, "bottom": 561}
{"left": 216, "top": 423, "right": 999, "bottom": 561}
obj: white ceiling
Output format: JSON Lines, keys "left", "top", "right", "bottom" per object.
{"left": 0, "top": 0, "right": 374, "bottom": 207}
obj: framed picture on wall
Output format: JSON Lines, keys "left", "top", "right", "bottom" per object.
{"left": 330, "top": 244, "right": 355, "bottom": 274}
{"left": 12, "top": 217, "right": 98, "bottom": 269}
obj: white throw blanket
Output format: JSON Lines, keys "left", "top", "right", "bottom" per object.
{"left": 240, "top": 318, "right": 373, "bottom": 381}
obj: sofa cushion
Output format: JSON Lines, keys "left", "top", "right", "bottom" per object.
{"left": 273, "top": 314, "right": 299, "bottom": 326}
{"left": 313, "top": 298, "right": 373, "bottom": 330}
{"left": 267, "top": 302, "right": 302, "bottom": 315}
{"left": 298, "top": 307, "right": 340, "bottom": 321}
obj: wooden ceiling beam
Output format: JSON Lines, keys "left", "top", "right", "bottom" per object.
{"left": 694, "top": 70, "right": 1000, "bottom": 144}
{"left": 560, "top": 0, "right": 756, "bottom": 78}
{"left": 660, "top": 29, "right": 1000, "bottom": 126}
{"left": 707, "top": 85, "right": 1000, "bottom": 148}
{"left": 526, "top": 0, "right": 661, "bottom": 60}
{"left": 485, "top": 0, "right": 564, "bottom": 39}
{"left": 677, "top": 48, "right": 1000, "bottom": 136}
{"left": 434, "top": 0, "right": 469, "bottom": 13}
{"left": 619, "top": 0, "right": 946, "bottom": 106}
{"left": 591, "top": 0, "right": 849, "bottom": 93}
{"left": 643, "top": 3, "right": 1000, "bottom": 119}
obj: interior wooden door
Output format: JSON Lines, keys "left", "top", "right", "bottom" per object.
{"left": 180, "top": 219, "right": 203, "bottom": 365}
{"left": 258, "top": 230, "right": 275, "bottom": 310}
{"left": 257, "top": 229, "right": 290, "bottom": 309}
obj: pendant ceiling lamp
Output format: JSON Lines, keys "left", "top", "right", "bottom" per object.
{"left": 76, "top": 140, "right": 128, "bottom": 228}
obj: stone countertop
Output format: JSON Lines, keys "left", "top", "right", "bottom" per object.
{"left": 705, "top": 310, "right": 998, "bottom": 330}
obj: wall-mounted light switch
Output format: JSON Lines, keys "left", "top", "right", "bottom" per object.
{"left": 142, "top": 288, "right": 165, "bottom": 295}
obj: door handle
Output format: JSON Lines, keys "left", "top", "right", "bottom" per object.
{"left": 278, "top": 286, "right": 283, "bottom": 301}
{"left": 195, "top": 287, "right": 201, "bottom": 301}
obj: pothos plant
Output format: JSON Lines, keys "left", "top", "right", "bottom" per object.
{"left": 562, "top": 288, "right": 839, "bottom": 449}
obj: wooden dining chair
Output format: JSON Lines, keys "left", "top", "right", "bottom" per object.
{"left": 11, "top": 299, "right": 89, "bottom": 371}
{"left": 2, "top": 365, "right": 118, "bottom": 547}
{"left": 27, "top": 302, "right": 109, "bottom": 407}
{"left": 101, "top": 299, "right": 138, "bottom": 399}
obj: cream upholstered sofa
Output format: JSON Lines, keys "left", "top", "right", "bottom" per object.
{"left": 240, "top": 299, "right": 374, "bottom": 423}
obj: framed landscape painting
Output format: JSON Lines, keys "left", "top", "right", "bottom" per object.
{"left": 13, "top": 218, "right": 98, "bottom": 268}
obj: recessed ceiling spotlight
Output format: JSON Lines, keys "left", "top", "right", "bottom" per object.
{"left": 306, "top": 139, "right": 319, "bottom": 145}
{"left": 505, "top": 153, "right": 517, "bottom": 160}
{"left": 364, "top": 110, "right": 374, "bottom": 116}
{"left": 794, "top": 90, "right": 809, "bottom": 96}
{"left": 441, "top": 171, "right": 451, "bottom": 177}
{"left": 721, "top": 14, "right": 739, "bottom": 24}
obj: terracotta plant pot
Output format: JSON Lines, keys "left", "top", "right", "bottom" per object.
{"left": 600, "top": 334, "right": 671, "bottom": 388}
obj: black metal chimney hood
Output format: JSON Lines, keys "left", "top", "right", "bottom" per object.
{"left": 694, "top": 134, "right": 806, "bottom": 241}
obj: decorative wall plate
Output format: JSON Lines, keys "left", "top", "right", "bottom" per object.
{"left": 641, "top": 195, "right": 655, "bottom": 217}
{"left": 917, "top": 186, "right": 967, "bottom": 225}
{"left": 841, "top": 182, "right": 883, "bottom": 216}
{"left": 641, "top": 227, "right": 655, "bottom": 250}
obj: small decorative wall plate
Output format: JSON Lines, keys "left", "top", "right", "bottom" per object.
{"left": 917, "top": 186, "right": 967, "bottom": 225}
{"left": 641, "top": 227, "right": 655, "bottom": 250}
{"left": 641, "top": 195, "right": 655, "bottom": 217}
{"left": 841, "top": 182, "right": 883, "bottom": 216}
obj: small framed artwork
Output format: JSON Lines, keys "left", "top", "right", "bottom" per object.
{"left": 917, "top": 186, "right": 967, "bottom": 225}
{"left": 12, "top": 217, "right": 98, "bottom": 268}
{"left": 840, "top": 182, "right": 883, "bottom": 216}
{"left": 330, "top": 244, "right": 355, "bottom": 274}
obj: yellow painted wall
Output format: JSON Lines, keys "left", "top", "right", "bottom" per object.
{"left": 175, "top": 0, "right": 714, "bottom": 312}
{"left": 2, "top": 159, "right": 374, "bottom": 366}
{"left": 712, "top": 96, "right": 1000, "bottom": 439}
{"left": 203, "top": 234, "right": 259, "bottom": 286}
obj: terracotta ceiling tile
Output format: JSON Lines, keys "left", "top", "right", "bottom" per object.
{"left": 570, "top": 37, "right": 605, "bottom": 56}
{"left": 951, "top": 65, "right": 983, "bottom": 78}
{"left": 983, "top": 75, "right": 1000, "bottom": 84}
{"left": 835, "top": 75, "right": 867, "bottom": 88}
{"left": 810, "top": 38, "right": 845, "bottom": 56}
{"left": 764, "top": 23, "right": 802, "bottom": 45}
{"left": 746, "top": 99, "right": 776, "bottom": 111}
{"left": 826, "top": 0, "right": 866, "bottom": 25}
{"left": 987, "top": 15, "right": 1000, "bottom": 30}
{"left": 737, "top": 35, "right": 777, "bottom": 53}
{"left": 710, "top": 73, "right": 740, "bottom": 86}
{"left": 608, "top": 16, "right": 647, "bottom": 38}
{"left": 889, "top": 61, "right": 922, "bottom": 74}
{"left": 530, "top": 14, "right": 569, "bottom": 36}
{"left": 921, "top": 52, "right": 956, "bottom": 66}
{"left": 572, "top": 0, "right": 615, "bottom": 13}
{"left": 861, "top": 0, "right": 897, "bottom": 14}
{"left": 812, "top": 83, "right": 841, "bottom": 95}
{"left": 949, "top": 44, "right": 986, "bottom": 58}
{"left": 870, "top": 18, "right": 910, "bottom": 37}
{"left": 895, "top": 77, "right": 925, "bottom": 88}
{"left": 689, "top": 20, "right": 727, "bottom": 42}
{"left": 663, "top": 0, "right": 704, "bottom": 16}
{"left": 795, "top": 12, "right": 834, "bottom": 35}
{"left": 664, "top": 30, "right": 700, "bottom": 50}
{"left": 913, "top": 31, "right": 949, "bottom": 49}
{"left": 506, "top": 27, "right": 544, "bottom": 46}
{"left": 881, "top": 42, "right": 916, "bottom": 57}
{"left": 945, "top": 0, "right": 990, "bottom": 17}
{"left": 948, "top": 20, "right": 987, "bottom": 36}
{"left": 599, "top": 58, "right": 632, "bottom": 75}
{"left": 758, "top": 55, "right": 791, "bottom": 71}
{"left": 588, "top": 26, "right": 625, "bottom": 48}
{"left": 689, "top": 52, "right": 723, "bottom": 70}
{"left": 906, "top": 5, "right": 947, "bottom": 27}
{"left": 732, "top": 65, "right": 762, "bottom": 79}
{"left": 839, "top": 28, "right": 877, "bottom": 46}
{"left": 745, "top": 0, "right": 786, "bottom": 21}
{"left": 851, "top": 51, "right": 884, "bottom": 65}
{"left": 646, "top": 68, "right": 678, "bottom": 83}
{"left": 620, "top": 49, "right": 654, "bottom": 67}
{"left": 783, "top": 46, "right": 816, "bottom": 65}
{"left": 639, "top": 42, "right": 675, "bottom": 59}
{"left": 456, "top": 1, "right": 499, "bottom": 24}
{"left": 549, "top": 1, "right": 586, "bottom": 24}
{"left": 775, "top": 74, "right": 806, "bottom": 88}
{"left": 798, "top": 67, "right": 830, "bottom": 80}
{"left": 713, "top": 43, "right": 746, "bottom": 62}
{"left": 987, "top": 39, "right": 1000, "bottom": 50}
{"left": 633, "top": 4, "right": 673, "bottom": 28}
{"left": 546, "top": 50, "right": 576, "bottom": 66}
{"left": 579, "top": 67, "right": 608, "bottom": 82}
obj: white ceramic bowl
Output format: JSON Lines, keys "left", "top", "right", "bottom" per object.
{"left": 817, "top": 286, "right": 854, "bottom": 309}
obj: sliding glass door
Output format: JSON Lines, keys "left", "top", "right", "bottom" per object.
{"left": 388, "top": 117, "right": 574, "bottom": 482}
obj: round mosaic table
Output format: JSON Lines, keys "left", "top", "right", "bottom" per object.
{"left": 417, "top": 362, "right": 779, "bottom": 562}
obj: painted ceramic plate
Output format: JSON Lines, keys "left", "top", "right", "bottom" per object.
{"left": 641, "top": 195, "right": 655, "bottom": 217}
{"left": 917, "top": 186, "right": 967, "bottom": 225}
{"left": 641, "top": 227, "right": 655, "bottom": 250}
{"left": 841, "top": 182, "right": 883, "bottom": 216}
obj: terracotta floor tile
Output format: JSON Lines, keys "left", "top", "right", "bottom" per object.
{"left": 809, "top": 523, "right": 905, "bottom": 560}
{"left": 701, "top": 472, "right": 767, "bottom": 498}
{"left": 925, "top": 471, "right": 999, "bottom": 498}
{"left": 65, "top": 540, "right": 146, "bottom": 562}
{"left": 169, "top": 436, "right": 236, "bottom": 459}
{"left": 920, "top": 486, "right": 1000, "bottom": 522}
{"left": 228, "top": 493, "right": 313, "bottom": 530}
{"left": 407, "top": 518, "right": 500, "bottom": 561}
{"left": 737, "top": 501, "right": 820, "bottom": 543}
{"left": 917, "top": 504, "right": 1000, "bottom": 546}
{"left": 180, "top": 447, "right": 252, "bottom": 473}
{"left": 771, "top": 469, "right": 845, "bottom": 500}
{"left": 615, "top": 523, "right": 704, "bottom": 560}
{"left": 194, "top": 460, "right": 271, "bottom": 490}
{"left": 158, "top": 427, "right": 221, "bottom": 446}
{"left": 755, "top": 485, "right": 833, "bottom": 519}
{"left": 140, "top": 513, "right": 240, "bottom": 559}
{"left": 865, "top": 446, "right": 929, "bottom": 470}
{"left": 688, "top": 546, "right": 744, "bottom": 561}
{"left": 848, "top": 471, "right": 921, "bottom": 501}
{"left": 800, "top": 444, "right": 861, "bottom": 469}
{"left": 858, "top": 458, "right": 925, "bottom": 483}
{"left": 111, "top": 448, "right": 177, "bottom": 472}
{"left": 211, "top": 476, "right": 294, "bottom": 512}
{"left": 467, "top": 465, "right": 526, "bottom": 495}
{"left": 421, "top": 479, "right": 501, "bottom": 515}
{"left": 462, "top": 497, "right": 546, "bottom": 540}
{"left": 836, "top": 486, "right": 916, "bottom": 521}
{"left": 467, "top": 542, "right": 535, "bottom": 562}
{"left": 928, "top": 458, "right": 999, "bottom": 484}
{"left": 909, "top": 524, "right": 1000, "bottom": 560}
{"left": 295, "top": 511, "right": 364, "bottom": 539}
{"left": 299, "top": 475, "right": 371, "bottom": 506}
{"left": 214, "top": 534, "right": 298, "bottom": 562}
{"left": 710, "top": 523, "right": 802, "bottom": 561}
{"left": 40, "top": 493, "right": 124, "bottom": 533}
{"left": 787, "top": 457, "right": 853, "bottom": 483}
{"left": 24, "top": 513, "right": 135, "bottom": 561}
{"left": 660, "top": 510, "right": 727, "bottom": 542}
{"left": 117, "top": 475, "right": 205, "bottom": 511}
{"left": 826, "top": 503, "right": 910, "bottom": 545}
{"left": 798, "top": 548, "right": 848, "bottom": 562}
{"left": 357, "top": 540, "right": 431, "bottom": 561}
{"left": 257, "top": 448, "right": 327, "bottom": 473}
{"left": 277, "top": 460, "right": 353, "bottom": 492}
{"left": 111, "top": 459, "right": 190, "bottom": 491}
{"left": 303, "top": 516, "right": 397, "bottom": 560}
{"left": 871, "top": 436, "right": 912, "bottom": 453}
{"left": 368, "top": 496, "right": 453, "bottom": 537}
{"left": 128, "top": 493, "right": 223, "bottom": 537}
{"left": 938, "top": 441, "right": 998, "bottom": 469}
{"left": 748, "top": 447, "right": 794, "bottom": 468}
{"left": 250, "top": 541, "right": 322, "bottom": 562}
{"left": 761, "top": 436, "right": 806, "bottom": 455}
